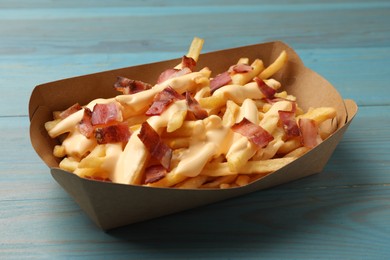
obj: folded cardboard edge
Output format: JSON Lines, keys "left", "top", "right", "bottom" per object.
{"left": 50, "top": 99, "right": 357, "bottom": 229}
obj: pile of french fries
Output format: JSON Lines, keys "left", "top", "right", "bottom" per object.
{"left": 45, "top": 37, "right": 337, "bottom": 189}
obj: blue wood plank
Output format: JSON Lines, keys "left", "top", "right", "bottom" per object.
{"left": 0, "top": 0, "right": 389, "bottom": 258}
{"left": 1, "top": 104, "right": 390, "bottom": 258}
{"left": 1, "top": 5, "right": 389, "bottom": 54}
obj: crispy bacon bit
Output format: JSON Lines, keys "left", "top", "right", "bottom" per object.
{"left": 299, "top": 118, "right": 321, "bottom": 148}
{"left": 255, "top": 77, "right": 276, "bottom": 99}
{"left": 144, "top": 165, "right": 167, "bottom": 184}
{"left": 78, "top": 108, "right": 94, "bottom": 138}
{"left": 278, "top": 110, "right": 301, "bottom": 137}
{"left": 231, "top": 118, "right": 274, "bottom": 149}
{"left": 91, "top": 103, "right": 122, "bottom": 126}
{"left": 114, "top": 76, "right": 152, "bottom": 94}
{"left": 146, "top": 86, "right": 184, "bottom": 116}
{"left": 186, "top": 92, "right": 208, "bottom": 119}
{"left": 59, "top": 103, "right": 82, "bottom": 119}
{"left": 228, "top": 63, "right": 253, "bottom": 73}
{"left": 181, "top": 55, "right": 197, "bottom": 71}
{"left": 210, "top": 71, "right": 232, "bottom": 94}
{"left": 157, "top": 67, "right": 192, "bottom": 84}
{"left": 138, "top": 122, "right": 172, "bottom": 170}
{"left": 94, "top": 123, "right": 131, "bottom": 144}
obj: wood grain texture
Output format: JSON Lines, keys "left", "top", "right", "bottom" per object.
{"left": 1, "top": 0, "right": 389, "bottom": 259}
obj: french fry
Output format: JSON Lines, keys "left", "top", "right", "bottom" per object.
{"left": 167, "top": 110, "right": 187, "bottom": 133}
{"left": 201, "top": 157, "right": 296, "bottom": 177}
{"left": 45, "top": 119, "right": 61, "bottom": 132}
{"left": 147, "top": 172, "right": 188, "bottom": 188}
{"left": 231, "top": 59, "right": 264, "bottom": 85}
{"left": 200, "top": 175, "right": 238, "bottom": 189}
{"left": 298, "top": 107, "right": 337, "bottom": 124}
{"left": 59, "top": 157, "right": 79, "bottom": 172}
{"left": 278, "top": 138, "right": 302, "bottom": 155}
{"left": 185, "top": 37, "right": 204, "bottom": 62}
{"left": 284, "top": 146, "right": 310, "bottom": 158}
{"left": 259, "top": 50, "right": 288, "bottom": 79}
{"left": 53, "top": 145, "right": 66, "bottom": 158}
{"left": 176, "top": 175, "right": 208, "bottom": 189}
{"left": 222, "top": 100, "right": 240, "bottom": 127}
{"left": 235, "top": 175, "right": 251, "bottom": 187}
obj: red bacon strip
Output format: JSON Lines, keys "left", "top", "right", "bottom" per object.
{"left": 157, "top": 67, "right": 192, "bottom": 84}
{"left": 59, "top": 103, "right": 82, "bottom": 119}
{"left": 78, "top": 108, "right": 94, "bottom": 138}
{"left": 94, "top": 123, "right": 131, "bottom": 144}
{"left": 210, "top": 71, "right": 232, "bottom": 94}
{"left": 278, "top": 110, "right": 301, "bottom": 137}
{"left": 186, "top": 92, "right": 208, "bottom": 119}
{"left": 91, "top": 103, "right": 122, "bottom": 126}
{"left": 114, "top": 76, "right": 152, "bottom": 94}
{"left": 255, "top": 77, "right": 276, "bottom": 99}
{"left": 299, "top": 118, "right": 321, "bottom": 148}
{"left": 228, "top": 63, "right": 253, "bottom": 73}
{"left": 231, "top": 118, "right": 274, "bottom": 149}
{"left": 138, "top": 122, "right": 172, "bottom": 170}
{"left": 144, "top": 165, "right": 167, "bottom": 184}
{"left": 145, "top": 86, "right": 184, "bottom": 116}
{"left": 181, "top": 55, "right": 196, "bottom": 71}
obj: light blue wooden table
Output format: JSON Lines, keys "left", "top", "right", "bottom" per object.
{"left": 1, "top": 1, "right": 389, "bottom": 259}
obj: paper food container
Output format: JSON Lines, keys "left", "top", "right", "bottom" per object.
{"left": 29, "top": 41, "right": 358, "bottom": 230}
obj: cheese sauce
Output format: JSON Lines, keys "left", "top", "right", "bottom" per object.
{"left": 49, "top": 71, "right": 284, "bottom": 185}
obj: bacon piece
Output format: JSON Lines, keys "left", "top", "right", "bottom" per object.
{"left": 210, "top": 71, "right": 232, "bottom": 94}
{"left": 114, "top": 76, "right": 152, "bottom": 94}
{"left": 145, "top": 86, "right": 184, "bottom": 116}
{"left": 181, "top": 55, "right": 196, "bottom": 71}
{"left": 255, "top": 77, "right": 276, "bottom": 99}
{"left": 232, "top": 118, "right": 274, "bottom": 149}
{"left": 299, "top": 118, "right": 321, "bottom": 148}
{"left": 144, "top": 165, "right": 167, "bottom": 184}
{"left": 278, "top": 110, "right": 301, "bottom": 137}
{"left": 228, "top": 63, "right": 253, "bottom": 73}
{"left": 78, "top": 108, "right": 94, "bottom": 138}
{"left": 138, "top": 122, "right": 172, "bottom": 169}
{"left": 157, "top": 67, "right": 192, "bottom": 84}
{"left": 186, "top": 92, "right": 208, "bottom": 119}
{"left": 91, "top": 103, "right": 122, "bottom": 126}
{"left": 94, "top": 123, "right": 131, "bottom": 144}
{"left": 59, "top": 103, "right": 82, "bottom": 119}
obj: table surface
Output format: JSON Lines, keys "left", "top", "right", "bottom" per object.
{"left": 1, "top": 0, "right": 390, "bottom": 259}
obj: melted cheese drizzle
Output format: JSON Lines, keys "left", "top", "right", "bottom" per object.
{"left": 50, "top": 71, "right": 285, "bottom": 185}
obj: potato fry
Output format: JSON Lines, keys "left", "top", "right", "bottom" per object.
{"left": 278, "top": 138, "right": 302, "bottom": 155}
{"left": 201, "top": 157, "right": 295, "bottom": 177}
{"left": 200, "top": 175, "right": 238, "bottom": 189}
{"left": 298, "top": 107, "right": 337, "bottom": 124}
{"left": 235, "top": 175, "right": 251, "bottom": 187}
{"left": 176, "top": 175, "right": 208, "bottom": 189}
{"left": 231, "top": 59, "right": 264, "bottom": 85}
{"left": 185, "top": 37, "right": 204, "bottom": 62}
{"left": 53, "top": 145, "right": 66, "bottom": 158}
{"left": 259, "top": 50, "right": 288, "bottom": 79}
{"left": 167, "top": 110, "right": 187, "bottom": 133}
{"left": 284, "top": 146, "right": 310, "bottom": 158}
{"left": 59, "top": 157, "right": 79, "bottom": 172}
{"left": 147, "top": 172, "right": 188, "bottom": 188}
